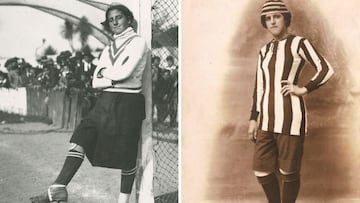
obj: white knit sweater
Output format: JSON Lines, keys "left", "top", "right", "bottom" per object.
{"left": 92, "top": 27, "right": 149, "bottom": 93}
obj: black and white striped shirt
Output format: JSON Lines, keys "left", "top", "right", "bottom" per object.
{"left": 250, "top": 35, "right": 334, "bottom": 136}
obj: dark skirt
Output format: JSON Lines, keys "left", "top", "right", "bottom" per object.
{"left": 70, "top": 91, "right": 145, "bottom": 170}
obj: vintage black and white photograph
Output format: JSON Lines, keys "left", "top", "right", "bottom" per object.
{"left": 0, "top": 0, "right": 178, "bottom": 202}
{"left": 182, "top": 0, "right": 360, "bottom": 202}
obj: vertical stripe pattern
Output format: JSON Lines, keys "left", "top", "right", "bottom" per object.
{"left": 267, "top": 40, "right": 278, "bottom": 131}
{"left": 250, "top": 35, "right": 334, "bottom": 136}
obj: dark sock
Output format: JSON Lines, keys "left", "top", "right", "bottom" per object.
{"left": 281, "top": 173, "right": 300, "bottom": 203}
{"left": 120, "top": 173, "right": 136, "bottom": 194}
{"left": 257, "top": 173, "right": 281, "bottom": 203}
{"left": 54, "top": 149, "right": 84, "bottom": 185}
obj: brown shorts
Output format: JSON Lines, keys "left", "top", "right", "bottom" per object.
{"left": 253, "top": 130, "right": 305, "bottom": 173}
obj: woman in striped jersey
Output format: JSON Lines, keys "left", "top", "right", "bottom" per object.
{"left": 247, "top": 0, "right": 334, "bottom": 203}
{"left": 31, "top": 3, "right": 148, "bottom": 203}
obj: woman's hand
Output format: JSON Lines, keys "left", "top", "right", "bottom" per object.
{"left": 248, "top": 120, "right": 257, "bottom": 143}
{"left": 281, "top": 80, "right": 308, "bottom": 96}
{"left": 96, "top": 67, "right": 106, "bottom": 78}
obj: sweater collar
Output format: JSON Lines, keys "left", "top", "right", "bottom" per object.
{"left": 113, "top": 27, "right": 135, "bottom": 40}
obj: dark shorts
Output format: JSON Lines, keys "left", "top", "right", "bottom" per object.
{"left": 70, "top": 91, "right": 145, "bottom": 171}
{"left": 253, "top": 130, "right": 305, "bottom": 173}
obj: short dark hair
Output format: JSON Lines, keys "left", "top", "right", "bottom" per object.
{"left": 152, "top": 56, "right": 160, "bottom": 63}
{"left": 102, "top": 4, "right": 134, "bottom": 33}
{"left": 260, "top": 12, "right": 292, "bottom": 29}
{"left": 166, "top": 56, "right": 174, "bottom": 62}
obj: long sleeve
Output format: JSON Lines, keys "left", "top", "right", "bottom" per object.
{"left": 102, "top": 37, "right": 148, "bottom": 81}
{"left": 250, "top": 53, "right": 264, "bottom": 121}
{"left": 253, "top": 35, "right": 334, "bottom": 135}
{"left": 297, "top": 38, "right": 334, "bottom": 93}
{"left": 92, "top": 47, "right": 113, "bottom": 89}
{"left": 92, "top": 32, "right": 149, "bottom": 93}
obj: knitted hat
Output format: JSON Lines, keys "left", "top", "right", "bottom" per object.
{"left": 261, "top": 0, "right": 290, "bottom": 16}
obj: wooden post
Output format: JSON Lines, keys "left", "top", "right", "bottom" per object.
{"left": 135, "top": 0, "right": 154, "bottom": 202}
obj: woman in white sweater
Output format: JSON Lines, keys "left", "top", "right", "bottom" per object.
{"left": 30, "top": 3, "right": 149, "bottom": 203}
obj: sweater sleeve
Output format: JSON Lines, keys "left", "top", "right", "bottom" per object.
{"left": 102, "top": 37, "right": 148, "bottom": 81}
{"left": 92, "top": 46, "right": 110, "bottom": 77}
{"left": 297, "top": 38, "right": 334, "bottom": 93}
{"left": 249, "top": 53, "right": 264, "bottom": 121}
{"left": 92, "top": 47, "right": 113, "bottom": 89}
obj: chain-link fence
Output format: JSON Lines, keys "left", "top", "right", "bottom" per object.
{"left": 151, "top": 0, "right": 178, "bottom": 202}
{"left": 153, "top": 127, "right": 178, "bottom": 203}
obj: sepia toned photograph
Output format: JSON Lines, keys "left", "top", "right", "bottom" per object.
{"left": 182, "top": 0, "right": 360, "bottom": 202}
{"left": 0, "top": 0, "right": 178, "bottom": 202}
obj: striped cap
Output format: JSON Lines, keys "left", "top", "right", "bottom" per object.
{"left": 261, "top": 0, "right": 290, "bottom": 16}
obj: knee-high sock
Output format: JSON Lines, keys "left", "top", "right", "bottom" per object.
{"left": 120, "top": 168, "right": 136, "bottom": 194}
{"left": 54, "top": 149, "right": 84, "bottom": 185}
{"left": 281, "top": 173, "right": 300, "bottom": 203}
{"left": 257, "top": 173, "right": 280, "bottom": 203}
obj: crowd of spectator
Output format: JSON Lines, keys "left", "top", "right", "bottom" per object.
{"left": 0, "top": 50, "right": 96, "bottom": 91}
{"left": 152, "top": 55, "right": 178, "bottom": 127}
{"left": 0, "top": 52, "right": 179, "bottom": 127}
{"left": 0, "top": 50, "right": 98, "bottom": 117}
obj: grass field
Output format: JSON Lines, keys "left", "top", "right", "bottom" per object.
{"left": 0, "top": 122, "right": 178, "bottom": 203}
{"left": 0, "top": 123, "right": 137, "bottom": 202}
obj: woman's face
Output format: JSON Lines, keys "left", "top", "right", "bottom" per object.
{"left": 108, "top": 9, "right": 130, "bottom": 35}
{"left": 265, "top": 12, "right": 287, "bottom": 40}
